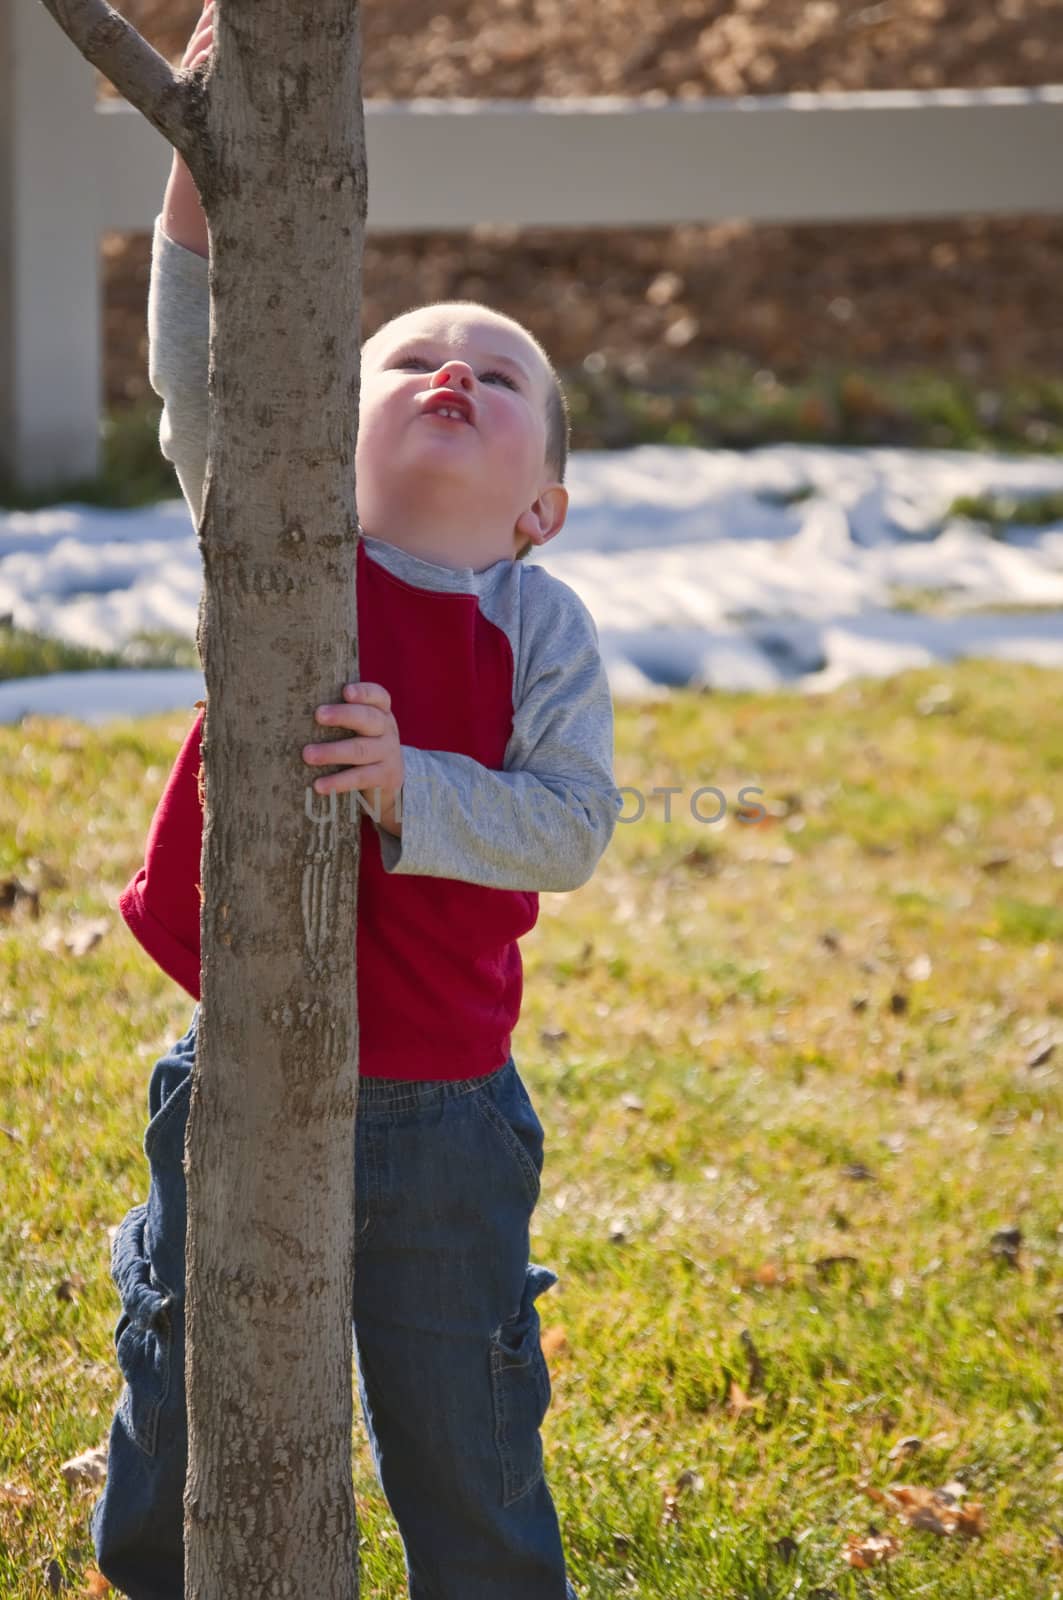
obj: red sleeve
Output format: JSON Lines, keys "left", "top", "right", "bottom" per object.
{"left": 117, "top": 707, "right": 205, "bottom": 1000}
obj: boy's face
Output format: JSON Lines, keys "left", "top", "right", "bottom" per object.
{"left": 355, "top": 304, "right": 567, "bottom": 571}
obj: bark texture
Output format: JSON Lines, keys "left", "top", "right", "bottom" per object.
{"left": 186, "top": 3, "right": 366, "bottom": 1594}
{"left": 40, "top": 2, "right": 368, "bottom": 1595}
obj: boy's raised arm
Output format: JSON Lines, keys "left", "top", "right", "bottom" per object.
{"left": 148, "top": 7, "right": 213, "bottom": 525}
{"left": 163, "top": 2, "right": 212, "bottom": 258}
{"left": 162, "top": 150, "right": 209, "bottom": 262}
{"left": 149, "top": 210, "right": 210, "bottom": 527}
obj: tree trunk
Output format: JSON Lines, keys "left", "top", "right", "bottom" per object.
{"left": 37, "top": 4, "right": 367, "bottom": 1595}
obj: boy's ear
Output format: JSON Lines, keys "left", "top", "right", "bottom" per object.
{"left": 515, "top": 483, "right": 568, "bottom": 550}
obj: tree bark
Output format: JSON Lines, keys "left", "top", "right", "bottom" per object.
{"left": 37, "top": 3, "right": 367, "bottom": 1594}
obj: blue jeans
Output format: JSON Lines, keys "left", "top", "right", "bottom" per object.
{"left": 90, "top": 1006, "right": 577, "bottom": 1599}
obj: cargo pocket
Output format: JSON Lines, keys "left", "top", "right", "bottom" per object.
{"left": 489, "top": 1262, "right": 558, "bottom": 1507}
{"left": 111, "top": 1202, "right": 174, "bottom": 1459}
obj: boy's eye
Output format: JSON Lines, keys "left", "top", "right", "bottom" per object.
{"left": 393, "top": 356, "right": 517, "bottom": 391}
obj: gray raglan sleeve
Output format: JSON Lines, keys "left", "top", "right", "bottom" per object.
{"left": 376, "top": 573, "right": 624, "bottom": 892}
{"left": 147, "top": 215, "right": 211, "bottom": 527}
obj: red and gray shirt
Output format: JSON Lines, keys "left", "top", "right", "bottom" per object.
{"left": 118, "top": 219, "right": 622, "bottom": 1080}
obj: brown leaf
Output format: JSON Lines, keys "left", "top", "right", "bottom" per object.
{"left": 861, "top": 1480, "right": 985, "bottom": 1538}
{"left": 749, "top": 1260, "right": 789, "bottom": 1287}
{"left": 539, "top": 1025, "right": 569, "bottom": 1049}
{"left": 0, "top": 876, "right": 41, "bottom": 919}
{"left": 843, "top": 1528, "right": 902, "bottom": 1567}
{"left": 954, "top": 1501, "right": 986, "bottom": 1538}
{"left": 0, "top": 1481, "right": 34, "bottom": 1507}
{"left": 990, "top": 1225, "right": 1022, "bottom": 1265}
{"left": 812, "top": 1253, "right": 860, "bottom": 1276}
{"left": 82, "top": 1572, "right": 113, "bottom": 1597}
{"left": 740, "top": 1327, "right": 765, "bottom": 1390}
{"left": 540, "top": 1323, "right": 567, "bottom": 1359}
{"left": 726, "top": 1379, "right": 764, "bottom": 1418}
{"left": 41, "top": 918, "right": 109, "bottom": 960}
{"left": 60, "top": 1444, "right": 108, "bottom": 1490}
{"left": 661, "top": 1466, "right": 702, "bottom": 1525}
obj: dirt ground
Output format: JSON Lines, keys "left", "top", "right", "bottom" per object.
{"left": 101, "top": 0, "right": 1063, "bottom": 409}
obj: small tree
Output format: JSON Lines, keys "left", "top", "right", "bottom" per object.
{"left": 37, "top": 2, "right": 367, "bottom": 1594}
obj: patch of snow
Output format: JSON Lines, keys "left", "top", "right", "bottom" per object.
{"left": 2, "top": 443, "right": 1062, "bottom": 722}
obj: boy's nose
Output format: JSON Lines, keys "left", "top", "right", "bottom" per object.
{"left": 430, "top": 362, "right": 474, "bottom": 390}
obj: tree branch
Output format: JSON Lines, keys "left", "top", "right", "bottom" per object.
{"left": 37, "top": 0, "right": 196, "bottom": 159}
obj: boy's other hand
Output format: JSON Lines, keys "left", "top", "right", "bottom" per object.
{"left": 303, "top": 683, "right": 405, "bottom": 834}
{"left": 182, "top": 0, "right": 214, "bottom": 71}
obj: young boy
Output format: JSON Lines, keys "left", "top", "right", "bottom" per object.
{"left": 90, "top": 8, "right": 621, "bottom": 1598}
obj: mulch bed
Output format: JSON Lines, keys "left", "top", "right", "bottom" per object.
{"left": 101, "top": 0, "right": 1063, "bottom": 410}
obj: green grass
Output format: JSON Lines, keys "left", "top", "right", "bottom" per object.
{"left": 563, "top": 359, "right": 1063, "bottom": 455}
{"left": 947, "top": 490, "right": 1063, "bottom": 531}
{"left": 0, "top": 402, "right": 178, "bottom": 513}
{"left": 2, "top": 659, "right": 1062, "bottom": 1596}
{"left": 2, "top": 363, "right": 1062, "bottom": 517}
{"left": 0, "top": 619, "right": 199, "bottom": 681}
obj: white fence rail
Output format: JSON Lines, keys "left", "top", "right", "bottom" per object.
{"left": 3, "top": 0, "right": 1063, "bottom": 491}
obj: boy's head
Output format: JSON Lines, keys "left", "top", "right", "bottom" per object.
{"left": 356, "top": 300, "right": 570, "bottom": 571}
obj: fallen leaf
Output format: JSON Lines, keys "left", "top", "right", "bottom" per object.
{"left": 60, "top": 1444, "right": 108, "bottom": 1490}
{"left": 740, "top": 1328, "right": 765, "bottom": 1390}
{"left": 955, "top": 1502, "right": 986, "bottom": 1537}
{"left": 41, "top": 917, "right": 109, "bottom": 959}
{"left": 0, "top": 1481, "right": 34, "bottom": 1507}
{"left": 661, "top": 1465, "right": 702, "bottom": 1524}
{"left": 749, "top": 1260, "right": 789, "bottom": 1287}
{"left": 82, "top": 1571, "right": 113, "bottom": 1596}
{"left": 843, "top": 1527, "right": 902, "bottom": 1567}
{"left": 0, "top": 876, "right": 41, "bottom": 918}
{"left": 540, "top": 1323, "right": 567, "bottom": 1358}
{"left": 726, "top": 1380, "right": 764, "bottom": 1419}
{"left": 861, "top": 1480, "right": 985, "bottom": 1538}
{"left": 990, "top": 1225, "right": 1022, "bottom": 1266}
{"left": 813, "top": 1253, "right": 860, "bottom": 1275}
{"left": 539, "top": 1025, "right": 568, "bottom": 1048}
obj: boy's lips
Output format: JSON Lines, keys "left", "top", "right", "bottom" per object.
{"left": 418, "top": 388, "right": 476, "bottom": 427}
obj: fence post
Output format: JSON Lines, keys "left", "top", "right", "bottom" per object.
{"left": 1, "top": 0, "right": 101, "bottom": 495}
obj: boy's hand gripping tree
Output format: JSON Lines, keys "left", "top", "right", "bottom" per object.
{"left": 36, "top": 1, "right": 367, "bottom": 1593}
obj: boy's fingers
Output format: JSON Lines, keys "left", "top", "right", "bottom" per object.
{"left": 344, "top": 682, "right": 391, "bottom": 712}
{"left": 314, "top": 762, "right": 392, "bottom": 795}
{"left": 315, "top": 704, "right": 390, "bottom": 733}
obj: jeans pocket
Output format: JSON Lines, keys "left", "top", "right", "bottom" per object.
{"left": 489, "top": 1262, "right": 558, "bottom": 1507}
{"left": 473, "top": 1064, "right": 545, "bottom": 1210}
{"left": 111, "top": 1202, "right": 174, "bottom": 1458}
